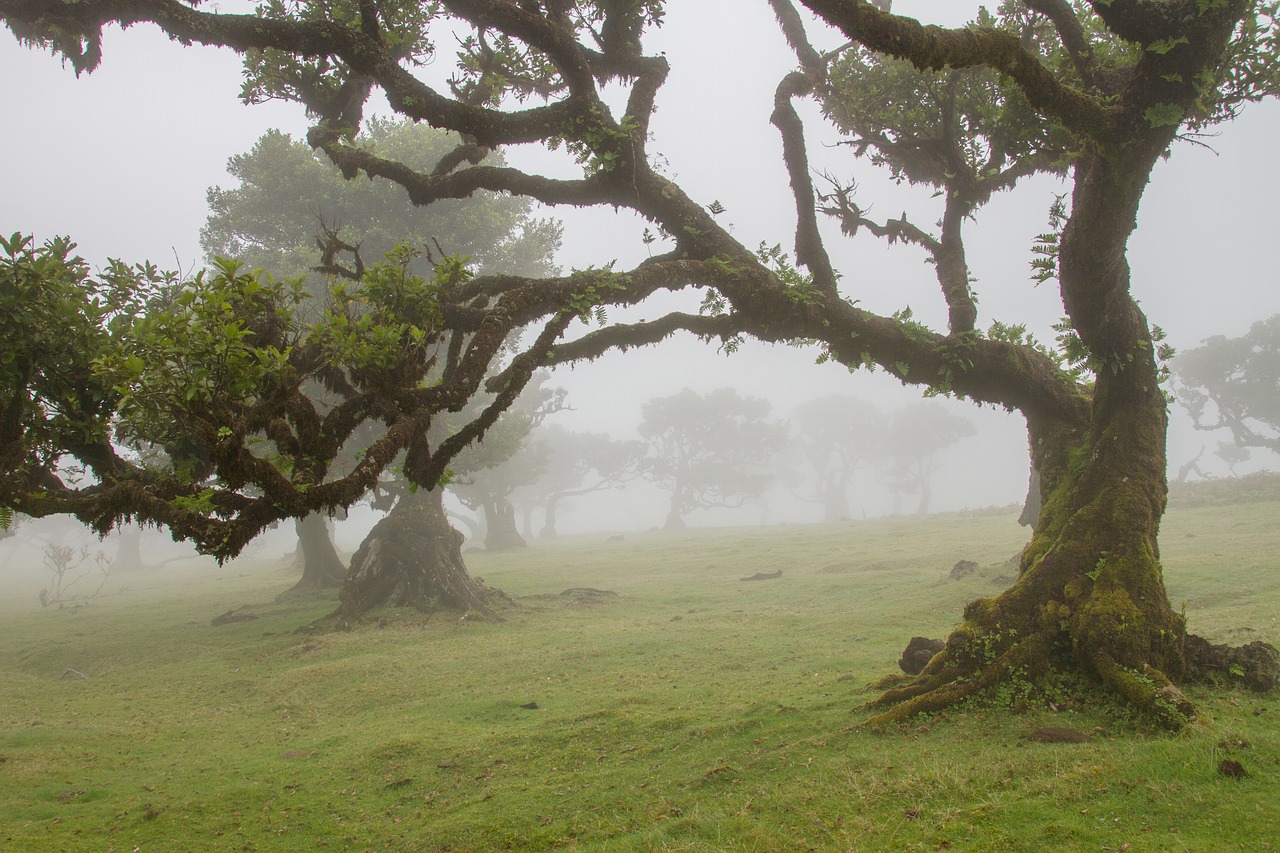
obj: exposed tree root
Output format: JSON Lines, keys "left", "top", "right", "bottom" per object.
{"left": 861, "top": 627, "right": 1057, "bottom": 727}
{"left": 1088, "top": 648, "right": 1193, "bottom": 729}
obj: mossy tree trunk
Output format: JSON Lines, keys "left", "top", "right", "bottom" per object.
{"left": 335, "top": 488, "right": 507, "bottom": 622}
{"left": 867, "top": 147, "right": 1218, "bottom": 728}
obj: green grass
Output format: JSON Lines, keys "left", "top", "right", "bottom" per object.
{"left": 2, "top": 501, "right": 1278, "bottom": 851}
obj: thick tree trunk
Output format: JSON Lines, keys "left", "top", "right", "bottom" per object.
{"left": 112, "top": 524, "right": 154, "bottom": 573}
{"left": 334, "top": 489, "right": 509, "bottom": 622}
{"left": 867, "top": 395, "right": 1199, "bottom": 727}
{"left": 279, "top": 512, "right": 347, "bottom": 599}
{"left": 866, "top": 146, "right": 1278, "bottom": 727}
{"left": 482, "top": 497, "right": 526, "bottom": 550}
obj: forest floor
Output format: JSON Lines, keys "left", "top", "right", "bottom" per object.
{"left": 1, "top": 481, "right": 1278, "bottom": 851}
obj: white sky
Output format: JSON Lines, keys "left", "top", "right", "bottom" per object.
{"left": 2, "top": 1, "right": 1277, "bottom": 530}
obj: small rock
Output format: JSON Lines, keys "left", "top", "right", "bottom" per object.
{"left": 949, "top": 560, "right": 978, "bottom": 580}
{"left": 898, "top": 636, "right": 944, "bottom": 675}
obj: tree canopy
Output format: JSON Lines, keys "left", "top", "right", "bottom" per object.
{"left": 1174, "top": 314, "right": 1280, "bottom": 459}
{"left": 203, "top": 119, "right": 562, "bottom": 281}
{"left": 3, "top": 0, "right": 1278, "bottom": 725}
{"left": 882, "top": 401, "right": 977, "bottom": 516}
{"left": 638, "top": 387, "right": 788, "bottom": 529}
{"left": 510, "top": 424, "right": 645, "bottom": 539}
{"left": 790, "top": 394, "right": 882, "bottom": 522}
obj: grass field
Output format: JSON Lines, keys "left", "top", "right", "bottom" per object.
{"left": 1, "top": 497, "right": 1278, "bottom": 851}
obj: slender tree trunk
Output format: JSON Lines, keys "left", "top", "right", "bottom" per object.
{"left": 520, "top": 501, "right": 535, "bottom": 540}
{"left": 664, "top": 483, "right": 687, "bottom": 529}
{"left": 279, "top": 512, "right": 347, "bottom": 599}
{"left": 540, "top": 494, "right": 561, "bottom": 539}
{"left": 914, "top": 460, "right": 932, "bottom": 515}
{"left": 333, "top": 489, "right": 509, "bottom": 622}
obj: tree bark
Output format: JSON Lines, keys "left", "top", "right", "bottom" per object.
{"left": 333, "top": 489, "right": 509, "bottom": 622}
{"left": 279, "top": 512, "right": 347, "bottom": 599}
{"left": 1018, "top": 455, "right": 1041, "bottom": 527}
{"left": 866, "top": 146, "right": 1277, "bottom": 727}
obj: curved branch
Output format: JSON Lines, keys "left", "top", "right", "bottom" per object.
{"left": 0, "top": 0, "right": 583, "bottom": 147}
{"left": 1024, "top": 0, "right": 1100, "bottom": 88}
{"left": 770, "top": 0, "right": 825, "bottom": 70}
{"left": 424, "top": 311, "right": 573, "bottom": 488}
{"left": 545, "top": 311, "right": 746, "bottom": 366}
{"left": 772, "top": 70, "right": 841, "bottom": 295}
{"left": 307, "top": 124, "right": 617, "bottom": 209}
{"left": 441, "top": 0, "right": 597, "bottom": 97}
{"left": 798, "top": 0, "right": 1115, "bottom": 140}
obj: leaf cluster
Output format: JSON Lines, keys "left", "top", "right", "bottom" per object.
{"left": 0, "top": 231, "right": 563, "bottom": 559}
{"left": 638, "top": 387, "right": 789, "bottom": 516}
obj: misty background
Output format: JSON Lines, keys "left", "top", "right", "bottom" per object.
{"left": 3, "top": 1, "right": 1278, "bottom": 588}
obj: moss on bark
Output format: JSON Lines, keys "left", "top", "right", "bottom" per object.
{"left": 863, "top": 376, "right": 1199, "bottom": 729}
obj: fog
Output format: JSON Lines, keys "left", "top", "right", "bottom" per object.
{"left": 2, "top": 0, "right": 1278, "bottom": 576}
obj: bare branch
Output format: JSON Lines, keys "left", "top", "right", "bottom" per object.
{"left": 772, "top": 70, "right": 841, "bottom": 295}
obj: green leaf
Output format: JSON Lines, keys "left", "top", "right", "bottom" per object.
{"left": 1144, "top": 103, "right": 1185, "bottom": 128}
{"left": 1146, "top": 36, "right": 1189, "bottom": 55}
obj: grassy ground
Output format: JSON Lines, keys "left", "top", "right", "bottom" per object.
{"left": 1, "top": 499, "right": 1277, "bottom": 852}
